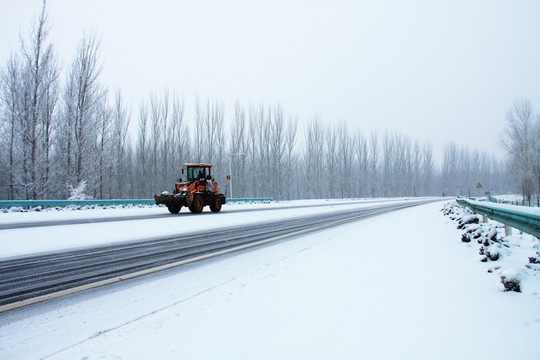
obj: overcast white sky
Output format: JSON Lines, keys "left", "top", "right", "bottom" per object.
{"left": 1, "top": 0, "right": 539, "bottom": 160}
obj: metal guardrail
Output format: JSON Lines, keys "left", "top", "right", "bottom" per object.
{"left": 457, "top": 198, "right": 540, "bottom": 238}
{"left": 0, "top": 199, "right": 156, "bottom": 207}
{"left": 0, "top": 198, "right": 274, "bottom": 208}
{"left": 227, "top": 198, "right": 273, "bottom": 202}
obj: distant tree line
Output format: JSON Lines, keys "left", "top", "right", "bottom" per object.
{"left": 0, "top": 2, "right": 518, "bottom": 201}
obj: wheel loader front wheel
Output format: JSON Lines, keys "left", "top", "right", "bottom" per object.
{"left": 168, "top": 205, "right": 181, "bottom": 214}
{"left": 210, "top": 197, "right": 222, "bottom": 212}
{"left": 189, "top": 195, "right": 204, "bottom": 213}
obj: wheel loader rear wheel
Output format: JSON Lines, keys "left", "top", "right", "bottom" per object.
{"left": 189, "top": 195, "right": 204, "bottom": 213}
{"left": 210, "top": 197, "right": 222, "bottom": 212}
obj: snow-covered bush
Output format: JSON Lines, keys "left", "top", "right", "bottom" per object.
{"left": 460, "top": 224, "right": 483, "bottom": 243}
{"left": 500, "top": 268, "right": 522, "bottom": 292}
{"left": 457, "top": 215, "right": 480, "bottom": 229}
{"left": 67, "top": 180, "right": 93, "bottom": 200}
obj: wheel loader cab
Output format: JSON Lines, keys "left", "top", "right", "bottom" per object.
{"left": 185, "top": 164, "right": 212, "bottom": 182}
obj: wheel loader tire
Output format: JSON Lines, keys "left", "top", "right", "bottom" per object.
{"left": 189, "top": 195, "right": 204, "bottom": 213}
{"left": 168, "top": 205, "right": 181, "bottom": 214}
{"left": 210, "top": 197, "right": 222, "bottom": 212}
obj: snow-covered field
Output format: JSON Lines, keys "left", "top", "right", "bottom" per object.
{"left": 492, "top": 194, "right": 540, "bottom": 207}
{"left": 1, "top": 199, "right": 539, "bottom": 359}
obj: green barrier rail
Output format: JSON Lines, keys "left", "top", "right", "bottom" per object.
{"left": 0, "top": 199, "right": 156, "bottom": 207}
{"left": 456, "top": 198, "right": 540, "bottom": 238}
{"left": 227, "top": 198, "right": 273, "bottom": 202}
{"left": 0, "top": 198, "right": 274, "bottom": 208}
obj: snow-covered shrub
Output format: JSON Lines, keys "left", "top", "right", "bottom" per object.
{"left": 472, "top": 228, "right": 483, "bottom": 240}
{"left": 67, "top": 180, "right": 93, "bottom": 200}
{"left": 461, "top": 224, "right": 484, "bottom": 243}
{"left": 500, "top": 269, "right": 521, "bottom": 292}
{"left": 457, "top": 215, "right": 480, "bottom": 229}
{"left": 486, "top": 229, "right": 499, "bottom": 243}
{"left": 485, "top": 246, "right": 500, "bottom": 261}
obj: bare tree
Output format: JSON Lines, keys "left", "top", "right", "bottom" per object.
{"left": 110, "top": 92, "right": 130, "bottom": 198}
{"left": 96, "top": 99, "right": 112, "bottom": 198}
{"left": 304, "top": 117, "right": 325, "bottom": 198}
{"left": 60, "top": 33, "right": 106, "bottom": 197}
{"left": 441, "top": 142, "right": 458, "bottom": 196}
{"left": 533, "top": 114, "right": 540, "bottom": 195}
{"left": 381, "top": 131, "right": 395, "bottom": 196}
{"left": 134, "top": 103, "right": 151, "bottom": 197}
{"left": 354, "top": 131, "right": 368, "bottom": 198}
{"left": 502, "top": 99, "right": 538, "bottom": 199}
{"left": 229, "top": 102, "right": 247, "bottom": 197}
{"left": 208, "top": 99, "right": 226, "bottom": 182}
{"left": 256, "top": 105, "right": 271, "bottom": 197}
{"left": 169, "top": 95, "right": 187, "bottom": 183}
{"left": 245, "top": 105, "right": 259, "bottom": 197}
{"left": 269, "top": 104, "right": 285, "bottom": 198}
{"left": 283, "top": 115, "right": 298, "bottom": 200}
{"left": 410, "top": 141, "right": 421, "bottom": 196}
{"left": 0, "top": 56, "right": 23, "bottom": 199}
{"left": 421, "top": 142, "right": 434, "bottom": 195}
{"left": 148, "top": 92, "right": 164, "bottom": 192}
{"left": 325, "top": 124, "right": 338, "bottom": 197}
{"left": 13, "top": 0, "right": 60, "bottom": 199}
{"left": 336, "top": 122, "right": 353, "bottom": 197}
{"left": 367, "top": 131, "right": 379, "bottom": 197}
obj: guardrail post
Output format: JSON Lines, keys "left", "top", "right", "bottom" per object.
{"left": 482, "top": 215, "right": 489, "bottom": 223}
{"left": 505, "top": 225, "right": 512, "bottom": 236}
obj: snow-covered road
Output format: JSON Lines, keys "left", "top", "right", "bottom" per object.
{"left": 0, "top": 198, "right": 430, "bottom": 259}
{"left": 1, "top": 199, "right": 539, "bottom": 359}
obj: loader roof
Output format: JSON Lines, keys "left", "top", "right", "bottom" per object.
{"left": 184, "top": 163, "right": 213, "bottom": 168}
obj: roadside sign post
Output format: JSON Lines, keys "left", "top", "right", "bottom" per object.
{"left": 476, "top": 183, "right": 482, "bottom": 197}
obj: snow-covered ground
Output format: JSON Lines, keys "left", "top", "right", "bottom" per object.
{"left": 1, "top": 199, "right": 539, "bottom": 359}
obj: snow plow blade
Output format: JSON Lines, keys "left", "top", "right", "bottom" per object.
{"left": 154, "top": 193, "right": 190, "bottom": 208}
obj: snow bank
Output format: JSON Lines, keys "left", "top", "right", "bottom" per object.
{"left": 443, "top": 202, "right": 540, "bottom": 295}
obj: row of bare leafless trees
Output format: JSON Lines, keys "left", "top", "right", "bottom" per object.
{"left": 0, "top": 2, "right": 514, "bottom": 201}
{"left": 128, "top": 99, "right": 510, "bottom": 200}
{"left": 0, "top": 4, "right": 131, "bottom": 200}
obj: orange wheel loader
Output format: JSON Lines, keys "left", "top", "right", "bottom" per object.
{"left": 154, "top": 163, "right": 226, "bottom": 213}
